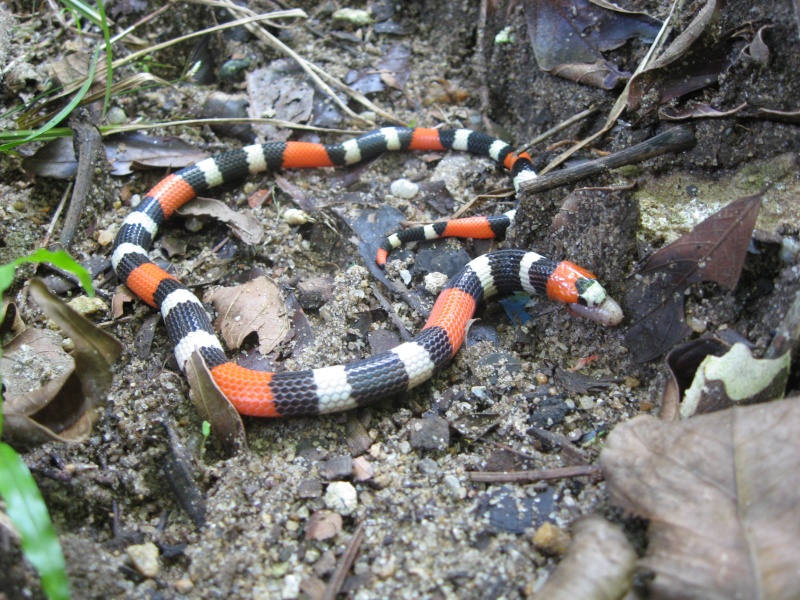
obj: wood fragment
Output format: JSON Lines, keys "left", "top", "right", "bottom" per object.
{"left": 322, "top": 522, "right": 365, "bottom": 600}
{"left": 520, "top": 127, "right": 696, "bottom": 195}
{"left": 469, "top": 465, "right": 601, "bottom": 483}
{"left": 60, "top": 121, "right": 102, "bottom": 249}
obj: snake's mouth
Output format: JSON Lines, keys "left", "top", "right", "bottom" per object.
{"left": 568, "top": 296, "right": 624, "bottom": 327}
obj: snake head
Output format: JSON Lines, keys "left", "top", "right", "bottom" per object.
{"left": 568, "top": 278, "right": 623, "bottom": 326}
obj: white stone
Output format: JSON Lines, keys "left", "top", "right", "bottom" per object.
{"left": 324, "top": 481, "right": 358, "bottom": 516}
{"left": 390, "top": 178, "right": 419, "bottom": 199}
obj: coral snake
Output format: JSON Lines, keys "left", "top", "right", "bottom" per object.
{"left": 112, "top": 127, "right": 623, "bottom": 417}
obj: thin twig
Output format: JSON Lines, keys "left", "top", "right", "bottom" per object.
{"left": 469, "top": 465, "right": 601, "bottom": 484}
{"left": 103, "top": 117, "right": 358, "bottom": 136}
{"left": 323, "top": 522, "right": 366, "bottom": 600}
{"left": 371, "top": 287, "right": 412, "bottom": 342}
{"left": 42, "top": 182, "right": 73, "bottom": 249}
{"left": 517, "top": 107, "right": 599, "bottom": 155}
{"left": 519, "top": 127, "right": 696, "bottom": 195}
{"left": 475, "top": 0, "right": 494, "bottom": 134}
{"left": 196, "top": 0, "right": 401, "bottom": 126}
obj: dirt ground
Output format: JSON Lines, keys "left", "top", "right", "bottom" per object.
{"left": 1, "top": 0, "right": 799, "bottom": 598}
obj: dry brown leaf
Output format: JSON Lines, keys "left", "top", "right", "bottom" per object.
{"left": 203, "top": 276, "right": 289, "bottom": 355}
{"left": 184, "top": 350, "right": 247, "bottom": 457}
{"left": 522, "top": 0, "right": 661, "bottom": 89}
{"left": 625, "top": 194, "right": 761, "bottom": 362}
{"left": 1, "top": 280, "right": 122, "bottom": 447}
{"left": 177, "top": 197, "right": 264, "bottom": 245}
{"left": 23, "top": 132, "right": 211, "bottom": 179}
{"left": 0, "top": 300, "right": 25, "bottom": 339}
{"left": 600, "top": 398, "right": 800, "bottom": 599}
{"left": 533, "top": 516, "right": 637, "bottom": 599}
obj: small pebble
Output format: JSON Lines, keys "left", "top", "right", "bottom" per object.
{"left": 296, "top": 276, "right": 334, "bottom": 310}
{"left": 127, "top": 542, "right": 160, "bottom": 578}
{"left": 332, "top": 7, "right": 373, "bottom": 26}
{"left": 106, "top": 106, "right": 127, "bottom": 125}
{"left": 298, "top": 478, "right": 323, "bottom": 498}
{"left": 352, "top": 456, "right": 374, "bottom": 481}
{"left": 423, "top": 272, "right": 448, "bottom": 295}
{"left": 780, "top": 237, "right": 800, "bottom": 263}
{"left": 305, "top": 510, "right": 343, "bottom": 541}
{"left": 390, "top": 178, "right": 419, "bottom": 199}
{"left": 184, "top": 217, "right": 203, "bottom": 232}
{"left": 372, "top": 555, "right": 398, "bottom": 578}
{"left": 283, "top": 208, "right": 312, "bottom": 225}
{"left": 173, "top": 578, "right": 194, "bottom": 594}
{"left": 96, "top": 228, "right": 115, "bottom": 246}
{"left": 281, "top": 573, "right": 301, "bottom": 599}
{"left": 686, "top": 314, "right": 707, "bottom": 333}
{"left": 417, "top": 457, "right": 439, "bottom": 475}
{"left": 532, "top": 522, "right": 571, "bottom": 556}
{"left": 322, "top": 455, "right": 353, "bottom": 480}
{"left": 324, "top": 481, "right": 358, "bottom": 516}
{"left": 442, "top": 474, "right": 464, "bottom": 499}
{"left": 409, "top": 415, "right": 450, "bottom": 451}
{"left": 67, "top": 296, "right": 107, "bottom": 317}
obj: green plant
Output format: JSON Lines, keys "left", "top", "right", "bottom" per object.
{"left": 201, "top": 420, "right": 212, "bottom": 459}
{"left": 0, "top": 249, "right": 94, "bottom": 600}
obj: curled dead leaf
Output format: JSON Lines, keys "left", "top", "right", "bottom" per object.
{"left": 680, "top": 342, "right": 789, "bottom": 418}
{"left": 601, "top": 398, "right": 800, "bottom": 599}
{"left": 184, "top": 350, "right": 247, "bottom": 457}
{"left": 177, "top": 198, "right": 264, "bottom": 245}
{"left": 625, "top": 194, "right": 761, "bottom": 362}
{"left": 1, "top": 280, "right": 122, "bottom": 448}
{"left": 522, "top": 0, "right": 661, "bottom": 89}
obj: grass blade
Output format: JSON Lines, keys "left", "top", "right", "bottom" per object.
{"left": 0, "top": 443, "right": 71, "bottom": 600}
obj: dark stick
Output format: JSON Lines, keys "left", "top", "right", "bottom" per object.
{"left": 60, "top": 121, "right": 102, "bottom": 249}
{"left": 519, "top": 127, "right": 696, "bottom": 195}
{"left": 323, "top": 521, "right": 366, "bottom": 600}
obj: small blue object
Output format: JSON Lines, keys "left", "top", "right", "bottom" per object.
{"left": 498, "top": 292, "right": 532, "bottom": 325}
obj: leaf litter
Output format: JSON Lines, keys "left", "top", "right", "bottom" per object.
{"left": 625, "top": 193, "right": 761, "bottom": 362}
{"left": 601, "top": 398, "right": 800, "bottom": 600}
{"left": 2, "top": 0, "right": 800, "bottom": 597}
{"left": 1, "top": 280, "right": 122, "bottom": 447}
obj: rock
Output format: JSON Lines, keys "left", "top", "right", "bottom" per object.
{"left": 126, "top": 541, "right": 160, "bottom": 578}
{"left": 417, "top": 457, "right": 439, "bottom": 475}
{"left": 305, "top": 510, "right": 343, "bottom": 541}
{"left": 409, "top": 415, "right": 450, "bottom": 451}
{"left": 532, "top": 522, "right": 571, "bottom": 556}
{"left": 322, "top": 455, "right": 353, "bottom": 480}
{"left": 281, "top": 573, "right": 301, "bottom": 599}
{"left": 298, "top": 478, "right": 323, "bottom": 498}
{"left": 528, "top": 396, "right": 570, "bottom": 428}
{"left": 296, "top": 276, "right": 334, "bottom": 310}
{"left": 390, "top": 178, "right": 419, "bottom": 199}
{"left": 423, "top": 271, "right": 448, "bottom": 295}
{"left": 324, "top": 481, "right": 358, "bottom": 516}
{"left": 352, "top": 456, "right": 374, "bottom": 481}
{"left": 442, "top": 474, "right": 464, "bottom": 500}
{"left": 67, "top": 296, "right": 108, "bottom": 317}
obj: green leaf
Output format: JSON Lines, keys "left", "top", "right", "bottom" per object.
{"left": 0, "top": 442, "right": 70, "bottom": 600}
{"left": 0, "top": 47, "right": 99, "bottom": 153}
{"left": 0, "top": 249, "right": 94, "bottom": 298}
